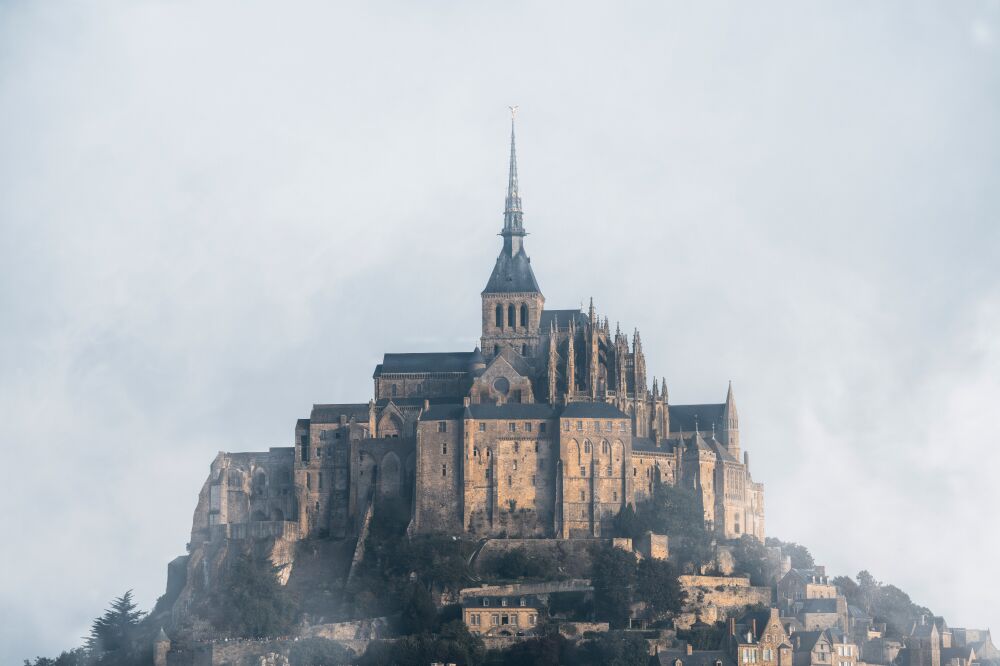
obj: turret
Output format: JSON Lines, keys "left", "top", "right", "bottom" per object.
{"left": 547, "top": 321, "right": 558, "bottom": 403}
{"left": 722, "top": 380, "right": 740, "bottom": 457}
{"left": 566, "top": 319, "right": 576, "bottom": 398}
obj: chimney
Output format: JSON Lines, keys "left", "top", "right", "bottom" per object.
{"left": 423, "top": 399, "right": 430, "bottom": 411}
{"left": 463, "top": 396, "right": 470, "bottom": 407}
{"left": 687, "top": 643, "right": 694, "bottom": 655}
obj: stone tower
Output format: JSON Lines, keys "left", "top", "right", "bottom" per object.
{"left": 480, "top": 110, "right": 545, "bottom": 358}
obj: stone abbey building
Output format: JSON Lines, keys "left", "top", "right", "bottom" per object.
{"left": 189, "top": 119, "right": 765, "bottom": 549}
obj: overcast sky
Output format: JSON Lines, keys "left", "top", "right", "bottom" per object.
{"left": 2, "top": 1, "right": 998, "bottom": 661}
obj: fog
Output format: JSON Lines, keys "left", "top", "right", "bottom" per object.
{"left": 1, "top": 1, "right": 998, "bottom": 661}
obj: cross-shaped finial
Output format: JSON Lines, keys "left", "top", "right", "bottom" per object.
{"left": 509, "top": 105, "right": 519, "bottom": 119}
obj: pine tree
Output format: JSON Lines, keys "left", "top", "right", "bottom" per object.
{"left": 85, "top": 590, "right": 145, "bottom": 655}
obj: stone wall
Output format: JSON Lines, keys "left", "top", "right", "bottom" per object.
{"left": 675, "top": 574, "right": 773, "bottom": 630}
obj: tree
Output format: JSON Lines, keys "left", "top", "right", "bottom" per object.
{"left": 632, "top": 485, "right": 714, "bottom": 568}
{"left": 492, "top": 633, "right": 567, "bottom": 666}
{"left": 731, "top": 535, "right": 769, "bottom": 586}
{"left": 211, "top": 552, "right": 296, "bottom": 637}
{"left": 637, "top": 558, "right": 685, "bottom": 616}
{"left": 590, "top": 545, "right": 637, "bottom": 629}
{"left": 399, "top": 582, "right": 437, "bottom": 635}
{"left": 765, "top": 537, "right": 815, "bottom": 569}
{"left": 85, "top": 590, "right": 146, "bottom": 661}
{"left": 832, "top": 575, "right": 861, "bottom": 606}
{"left": 578, "top": 631, "right": 650, "bottom": 666}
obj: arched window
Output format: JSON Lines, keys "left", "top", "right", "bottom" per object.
{"left": 520, "top": 303, "right": 528, "bottom": 328}
{"left": 602, "top": 440, "right": 610, "bottom": 455}
{"left": 584, "top": 441, "right": 592, "bottom": 454}
{"left": 508, "top": 304, "right": 516, "bottom": 327}
{"left": 496, "top": 304, "right": 503, "bottom": 328}
{"left": 391, "top": 384, "right": 397, "bottom": 397}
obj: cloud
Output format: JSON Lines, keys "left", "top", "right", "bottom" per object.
{"left": 1, "top": 1, "right": 998, "bottom": 661}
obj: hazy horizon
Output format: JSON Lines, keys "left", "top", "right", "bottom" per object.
{"left": 2, "top": 1, "right": 998, "bottom": 662}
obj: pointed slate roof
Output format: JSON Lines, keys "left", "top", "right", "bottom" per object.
{"left": 483, "top": 250, "right": 541, "bottom": 294}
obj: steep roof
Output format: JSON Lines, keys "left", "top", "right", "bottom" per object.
{"left": 540, "top": 309, "right": 587, "bottom": 330}
{"left": 801, "top": 598, "right": 839, "bottom": 613}
{"left": 670, "top": 403, "right": 726, "bottom": 432}
{"left": 561, "top": 401, "right": 628, "bottom": 418}
{"left": 420, "top": 404, "right": 466, "bottom": 421}
{"left": 375, "top": 351, "right": 476, "bottom": 375}
{"left": 792, "top": 631, "right": 828, "bottom": 653}
{"left": 310, "top": 403, "right": 370, "bottom": 424}
{"left": 482, "top": 249, "right": 540, "bottom": 294}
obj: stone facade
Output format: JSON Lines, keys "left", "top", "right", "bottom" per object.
{"left": 185, "top": 118, "right": 766, "bottom": 554}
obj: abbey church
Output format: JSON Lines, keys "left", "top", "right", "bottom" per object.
{"left": 189, "top": 119, "right": 765, "bottom": 549}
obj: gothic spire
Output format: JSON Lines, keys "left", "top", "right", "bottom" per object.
{"left": 503, "top": 106, "right": 524, "bottom": 235}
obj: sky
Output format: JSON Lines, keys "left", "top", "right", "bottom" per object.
{"left": 1, "top": 0, "right": 998, "bottom": 661}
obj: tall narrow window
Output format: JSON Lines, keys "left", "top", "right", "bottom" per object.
{"left": 438, "top": 422, "right": 448, "bottom": 433}
{"left": 391, "top": 384, "right": 397, "bottom": 397}
{"left": 441, "top": 464, "right": 447, "bottom": 477}
{"left": 520, "top": 303, "right": 528, "bottom": 328}
{"left": 508, "top": 304, "right": 516, "bottom": 327}
{"left": 442, "top": 443, "right": 448, "bottom": 454}
{"left": 496, "top": 304, "right": 503, "bottom": 328}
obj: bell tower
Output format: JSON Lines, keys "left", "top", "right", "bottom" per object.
{"left": 481, "top": 108, "right": 544, "bottom": 358}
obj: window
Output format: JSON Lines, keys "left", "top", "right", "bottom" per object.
{"left": 531, "top": 475, "right": 536, "bottom": 486}
{"left": 315, "top": 501, "right": 319, "bottom": 510}
{"left": 606, "top": 466, "right": 612, "bottom": 477}
{"left": 496, "top": 304, "right": 503, "bottom": 328}
{"left": 529, "top": 614, "right": 537, "bottom": 625}
{"left": 576, "top": 420, "right": 583, "bottom": 431}
{"left": 483, "top": 598, "right": 490, "bottom": 606}
{"left": 442, "top": 443, "right": 448, "bottom": 454}
{"left": 613, "top": 491, "right": 618, "bottom": 501}
{"left": 563, "top": 421, "right": 570, "bottom": 432}
{"left": 602, "top": 441, "right": 610, "bottom": 454}
{"left": 521, "top": 344, "right": 528, "bottom": 355}
{"left": 519, "top": 597, "right": 526, "bottom": 607}
{"left": 508, "top": 304, "right": 515, "bottom": 327}
{"left": 509, "top": 422, "right": 516, "bottom": 432}
{"left": 501, "top": 598, "right": 508, "bottom": 607}
{"left": 511, "top": 614, "right": 518, "bottom": 626}
{"left": 584, "top": 441, "right": 591, "bottom": 453}
{"left": 438, "top": 422, "right": 448, "bottom": 433}
{"left": 306, "top": 473, "right": 312, "bottom": 490}
{"left": 539, "top": 423, "right": 547, "bottom": 433}
{"left": 520, "top": 303, "right": 528, "bottom": 327}
{"left": 534, "top": 441, "right": 539, "bottom": 452}
{"left": 391, "top": 384, "right": 397, "bottom": 396}
{"left": 633, "top": 467, "right": 637, "bottom": 476}
{"left": 764, "top": 649, "right": 773, "bottom": 661}
{"left": 415, "top": 383, "right": 422, "bottom": 393}
{"left": 486, "top": 449, "right": 491, "bottom": 457}
{"left": 580, "top": 466, "right": 586, "bottom": 476}
{"left": 580, "top": 490, "right": 586, "bottom": 501}
{"left": 318, "top": 473, "right": 323, "bottom": 489}
{"left": 514, "top": 442, "right": 520, "bottom": 453}
{"left": 525, "top": 422, "right": 532, "bottom": 432}
{"left": 479, "top": 422, "right": 486, "bottom": 432}
{"left": 441, "top": 464, "right": 447, "bottom": 477}
{"left": 492, "top": 614, "right": 499, "bottom": 626}
{"left": 486, "top": 468, "right": 491, "bottom": 478}
{"left": 513, "top": 460, "right": 518, "bottom": 470}
{"left": 507, "top": 475, "right": 512, "bottom": 486}
{"left": 606, "top": 420, "right": 613, "bottom": 430}
{"left": 474, "top": 447, "right": 479, "bottom": 457}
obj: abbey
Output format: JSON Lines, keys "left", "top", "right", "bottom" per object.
{"left": 189, "top": 119, "right": 765, "bottom": 549}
